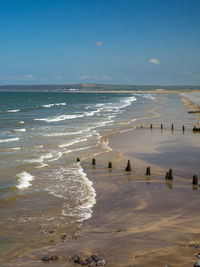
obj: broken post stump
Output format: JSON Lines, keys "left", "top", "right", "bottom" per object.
{"left": 92, "top": 158, "right": 96, "bottom": 166}
{"left": 168, "top": 169, "right": 173, "bottom": 179}
{"left": 108, "top": 161, "right": 112, "bottom": 168}
{"left": 125, "top": 160, "right": 131, "bottom": 172}
{"left": 146, "top": 167, "right": 151, "bottom": 175}
{"left": 193, "top": 175, "right": 198, "bottom": 185}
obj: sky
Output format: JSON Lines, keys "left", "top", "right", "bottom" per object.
{"left": 0, "top": 0, "right": 200, "bottom": 85}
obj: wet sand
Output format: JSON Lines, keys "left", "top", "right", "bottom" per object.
{"left": 1, "top": 93, "right": 200, "bottom": 267}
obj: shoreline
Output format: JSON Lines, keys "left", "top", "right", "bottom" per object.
{"left": 1, "top": 92, "right": 200, "bottom": 266}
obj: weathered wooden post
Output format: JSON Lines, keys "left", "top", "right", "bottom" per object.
{"left": 108, "top": 161, "right": 112, "bottom": 169}
{"left": 168, "top": 169, "right": 173, "bottom": 179}
{"left": 161, "top": 124, "right": 163, "bottom": 130}
{"left": 125, "top": 160, "right": 131, "bottom": 172}
{"left": 165, "top": 172, "right": 169, "bottom": 179}
{"left": 146, "top": 167, "right": 151, "bottom": 175}
{"left": 182, "top": 125, "right": 185, "bottom": 132}
{"left": 192, "top": 175, "right": 198, "bottom": 185}
{"left": 150, "top": 124, "right": 153, "bottom": 129}
{"left": 77, "top": 157, "right": 80, "bottom": 162}
{"left": 171, "top": 124, "right": 174, "bottom": 131}
{"left": 92, "top": 158, "right": 96, "bottom": 166}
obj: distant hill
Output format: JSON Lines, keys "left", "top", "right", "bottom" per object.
{"left": 0, "top": 83, "right": 200, "bottom": 92}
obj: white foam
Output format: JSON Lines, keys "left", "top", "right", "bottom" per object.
{"left": 60, "top": 164, "right": 96, "bottom": 222}
{"left": 7, "top": 109, "right": 20, "bottom": 113}
{"left": 23, "top": 151, "right": 62, "bottom": 165}
{"left": 0, "top": 138, "right": 19, "bottom": 143}
{"left": 16, "top": 171, "right": 34, "bottom": 189}
{"left": 59, "top": 138, "right": 88, "bottom": 148}
{"left": 43, "top": 131, "right": 82, "bottom": 137}
{"left": 41, "top": 104, "right": 54, "bottom": 108}
{"left": 34, "top": 114, "right": 84, "bottom": 122}
{"left": 19, "top": 121, "right": 25, "bottom": 124}
{"left": 55, "top": 102, "right": 66, "bottom": 106}
{"left": 41, "top": 102, "right": 66, "bottom": 108}
{"left": 11, "top": 128, "right": 26, "bottom": 132}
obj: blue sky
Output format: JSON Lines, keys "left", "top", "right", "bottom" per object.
{"left": 0, "top": 0, "right": 200, "bottom": 85}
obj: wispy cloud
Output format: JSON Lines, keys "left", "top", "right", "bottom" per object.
{"left": 149, "top": 58, "right": 160, "bottom": 64}
{"left": 101, "top": 75, "right": 113, "bottom": 81}
{"left": 23, "top": 74, "right": 33, "bottom": 78}
{"left": 183, "top": 72, "right": 192, "bottom": 75}
{"left": 79, "top": 75, "right": 91, "bottom": 80}
{"left": 96, "top": 41, "right": 103, "bottom": 46}
{"left": 55, "top": 75, "right": 63, "bottom": 80}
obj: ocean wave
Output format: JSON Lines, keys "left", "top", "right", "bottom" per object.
{"left": 19, "top": 121, "right": 25, "bottom": 124}
{"left": 0, "top": 138, "right": 19, "bottom": 143}
{"left": 59, "top": 137, "right": 88, "bottom": 148}
{"left": 41, "top": 102, "right": 66, "bottom": 108}
{"left": 41, "top": 104, "right": 54, "bottom": 108}
{"left": 34, "top": 114, "right": 84, "bottom": 122}
{"left": 16, "top": 171, "right": 34, "bottom": 189}
{"left": 23, "top": 151, "right": 63, "bottom": 166}
{"left": 7, "top": 109, "right": 20, "bottom": 113}
{"left": 43, "top": 131, "right": 82, "bottom": 137}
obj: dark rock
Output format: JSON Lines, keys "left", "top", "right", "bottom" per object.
{"left": 50, "top": 255, "right": 59, "bottom": 261}
{"left": 71, "top": 255, "right": 81, "bottom": 263}
{"left": 196, "top": 245, "right": 200, "bottom": 248}
{"left": 61, "top": 234, "right": 66, "bottom": 240}
{"left": 91, "top": 255, "right": 100, "bottom": 262}
{"left": 194, "top": 260, "right": 200, "bottom": 267}
{"left": 79, "top": 260, "right": 88, "bottom": 266}
{"left": 41, "top": 256, "right": 51, "bottom": 262}
{"left": 96, "top": 259, "right": 106, "bottom": 266}
{"left": 196, "top": 253, "right": 200, "bottom": 258}
{"left": 86, "top": 258, "right": 93, "bottom": 264}
{"left": 48, "top": 230, "right": 55, "bottom": 234}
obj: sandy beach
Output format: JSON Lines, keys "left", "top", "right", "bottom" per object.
{"left": 1, "top": 92, "right": 200, "bottom": 267}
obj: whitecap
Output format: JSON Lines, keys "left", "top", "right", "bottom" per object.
{"left": 0, "top": 138, "right": 19, "bottom": 143}
{"left": 7, "top": 109, "right": 20, "bottom": 113}
{"left": 34, "top": 114, "right": 84, "bottom": 122}
{"left": 11, "top": 128, "right": 26, "bottom": 132}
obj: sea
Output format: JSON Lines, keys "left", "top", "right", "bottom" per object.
{"left": 0, "top": 91, "right": 187, "bottom": 260}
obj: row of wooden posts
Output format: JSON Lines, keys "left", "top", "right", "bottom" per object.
{"left": 149, "top": 124, "right": 185, "bottom": 131}
{"left": 77, "top": 157, "right": 199, "bottom": 186}
{"left": 149, "top": 123, "right": 200, "bottom": 132}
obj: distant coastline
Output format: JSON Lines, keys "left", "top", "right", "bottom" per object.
{"left": 0, "top": 83, "right": 200, "bottom": 92}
